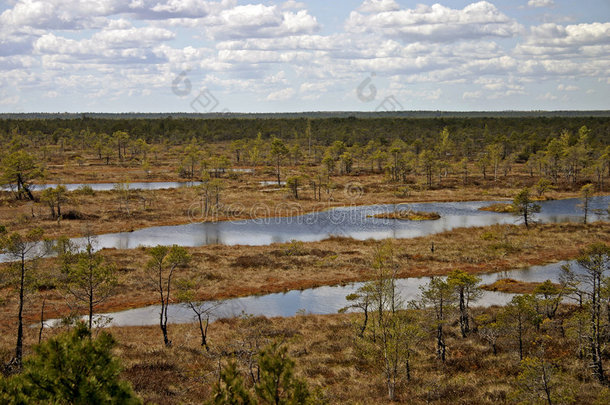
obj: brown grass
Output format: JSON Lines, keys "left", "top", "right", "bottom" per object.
{"left": 479, "top": 203, "right": 516, "bottom": 213}
{"left": 0, "top": 221, "right": 607, "bottom": 329}
{"left": 3, "top": 308, "right": 607, "bottom": 404}
{"left": 481, "top": 278, "right": 561, "bottom": 294}
{"left": 0, "top": 149, "right": 597, "bottom": 239}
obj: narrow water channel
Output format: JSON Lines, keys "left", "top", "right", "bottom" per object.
{"left": 51, "top": 260, "right": 579, "bottom": 327}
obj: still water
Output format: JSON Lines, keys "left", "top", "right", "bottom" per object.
{"left": 89, "top": 261, "right": 579, "bottom": 327}
{"left": 80, "top": 196, "right": 609, "bottom": 250}
{"left": 2, "top": 181, "right": 202, "bottom": 192}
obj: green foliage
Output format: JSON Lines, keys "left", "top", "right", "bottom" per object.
{"left": 447, "top": 269, "right": 482, "bottom": 337}
{"left": 212, "top": 343, "right": 313, "bottom": 405}
{"left": 511, "top": 356, "right": 561, "bottom": 405}
{"left": 532, "top": 280, "right": 562, "bottom": 320}
{"left": 62, "top": 240, "right": 118, "bottom": 329}
{"left": 211, "top": 362, "right": 253, "bottom": 405}
{"left": 146, "top": 245, "right": 191, "bottom": 346}
{"left": 40, "top": 185, "right": 68, "bottom": 219}
{"left": 499, "top": 294, "right": 540, "bottom": 360}
{"left": 283, "top": 240, "right": 305, "bottom": 256}
{"left": 255, "top": 342, "right": 310, "bottom": 405}
{"left": 0, "top": 150, "right": 44, "bottom": 200}
{"left": 512, "top": 187, "right": 541, "bottom": 228}
{"left": 0, "top": 323, "right": 140, "bottom": 404}
{"left": 535, "top": 178, "right": 553, "bottom": 199}
{"left": 285, "top": 176, "right": 301, "bottom": 199}
{"left": 74, "top": 184, "right": 95, "bottom": 196}
{"left": 580, "top": 183, "right": 595, "bottom": 224}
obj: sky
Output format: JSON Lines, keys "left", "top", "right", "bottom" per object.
{"left": 0, "top": 0, "right": 609, "bottom": 113}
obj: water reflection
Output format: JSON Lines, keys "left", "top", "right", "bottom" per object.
{"left": 75, "top": 196, "right": 609, "bottom": 251}
{"left": 3, "top": 197, "right": 608, "bottom": 264}
{"left": 2, "top": 181, "right": 202, "bottom": 192}
{"left": 86, "top": 260, "right": 584, "bottom": 327}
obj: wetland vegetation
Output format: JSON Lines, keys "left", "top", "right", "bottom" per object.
{"left": 0, "top": 115, "right": 609, "bottom": 403}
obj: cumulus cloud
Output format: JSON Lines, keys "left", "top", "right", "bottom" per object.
{"left": 345, "top": 1, "right": 523, "bottom": 42}
{"left": 35, "top": 25, "right": 174, "bottom": 55}
{"left": 0, "top": 0, "right": 607, "bottom": 111}
{"left": 525, "top": 22, "right": 610, "bottom": 48}
{"left": 528, "top": 0, "right": 554, "bottom": 8}
{"left": 203, "top": 5, "right": 319, "bottom": 40}
{"left": 0, "top": 0, "right": 227, "bottom": 30}
{"left": 281, "top": 1, "right": 306, "bottom": 10}
{"left": 266, "top": 87, "right": 295, "bottom": 101}
{"left": 537, "top": 92, "right": 558, "bottom": 100}
{"left": 462, "top": 91, "right": 482, "bottom": 100}
{"left": 513, "top": 22, "right": 610, "bottom": 79}
{"left": 358, "top": 0, "right": 400, "bottom": 13}
{"left": 557, "top": 84, "right": 579, "bottom": 91}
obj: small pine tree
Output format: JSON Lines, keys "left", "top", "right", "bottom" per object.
{"left": 0, "top": 323, "right": 140, "bottom": 404}
{"left": 512, "top": 187, "right": 540, "bottom": 229}
{"left": 211, "top": 362, "right": 253, "bottom": 405}
{"left": 255, "top": 342, "right": 310, "bottom": 405}
{"left": 212, "top": 342, "right": 311, "bottom": 405}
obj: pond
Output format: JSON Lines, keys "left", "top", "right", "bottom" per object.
{"left": 78, "top": 260, "right": 581, "bottom": 327}
{"left": 5, "top": 196, "right": 609, "bottom": 263}
{"left": 2, "top": 181, "right": 202, "bottom": 192}
{"left": 77, "top": 196, "right": 609, "bottom": 251}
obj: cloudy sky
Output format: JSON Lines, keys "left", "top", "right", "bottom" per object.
{"left": 1, "top": 0, "right": 609, "bottom": 113}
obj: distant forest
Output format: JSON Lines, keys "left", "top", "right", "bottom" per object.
{"left": 1, "top": 114, "right": 609, "bottom": 154}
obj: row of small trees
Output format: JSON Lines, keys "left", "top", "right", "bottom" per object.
{"left": 2, "top": 124, "right": 609, "bottom": 204}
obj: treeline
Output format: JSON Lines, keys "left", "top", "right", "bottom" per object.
{"left": 3, "top": 110, "right": 610, "bottom": 120}
{"left": 2, "top": 116, "right": 610, "bottom": 148}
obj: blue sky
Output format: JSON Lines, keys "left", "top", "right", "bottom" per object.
{"left": 1, "top": 0, "right": 609, "bottom": 113}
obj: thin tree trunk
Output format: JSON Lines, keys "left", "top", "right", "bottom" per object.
{"left": 15, "top": 254, "right": 25, "bottom": 367}
{"left": 38, "top": 298, "right": 46, "bottom": 344}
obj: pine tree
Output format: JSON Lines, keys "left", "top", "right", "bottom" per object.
{"left": 0, "top": 323, "right": 140, "bottom": 404}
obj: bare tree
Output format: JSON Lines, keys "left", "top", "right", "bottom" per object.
{"left": 146, "top": 245, "right": 190, "bottom": 347}
{"left": 175, "top": 278, "right": 221, "bottom": 351}
{"left": 0, "top": 228, "right": 46, "bottom": 368}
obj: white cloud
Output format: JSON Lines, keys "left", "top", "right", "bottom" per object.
{"left": 358, "top": 0, "right": 400, "bottom": 13}
{"left": 281, "top": 1, "right": 305, "bottom": 10}
{"left": 266, "top": 87, "right": 295, "bottom": 101}
{"left": 557, "top": 84, "right": 579, "bottom": 91}
{"left": 537, "top": 92, "right": 558, "bottom": 100}
{"left": 0, "top": 0, "right": 607, "bottom": 112}
{"left": 528, "top": 0, "right": 554, "bottom": 8}
{"left": 516, "top": 22, "right": 610, "bottom": 58}
{"left": 462, "top": 91, "right": 482, "bottom": 100}
{"left": 345, "top": 1, "right": 523, "bottom": 42}
{"left": 0, "top": 0, "right": 225, "bottom": 31}
{"left": 203, "top": 5, "right": 319, "bottom": 40}
{"left": 34, "top": 25, "right": 175, "bottom": 60}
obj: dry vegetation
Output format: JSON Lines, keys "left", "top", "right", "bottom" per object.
{"left": 0, "top": 221, "right": 607, "bottom": 331}
{"left": 480, "top": 278, "right": 561, "bottom": 294}
{"left": 0, "top": 141, "right": 593, "bottom": 239}
{"left": 479, "top": 203, "right": 517, "bottom": 213}
{"left": 2, "top": 135, "right": 610, "bottom": 403}
{"left": 3, "top": 308, "right": 609, "bottom": 404}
